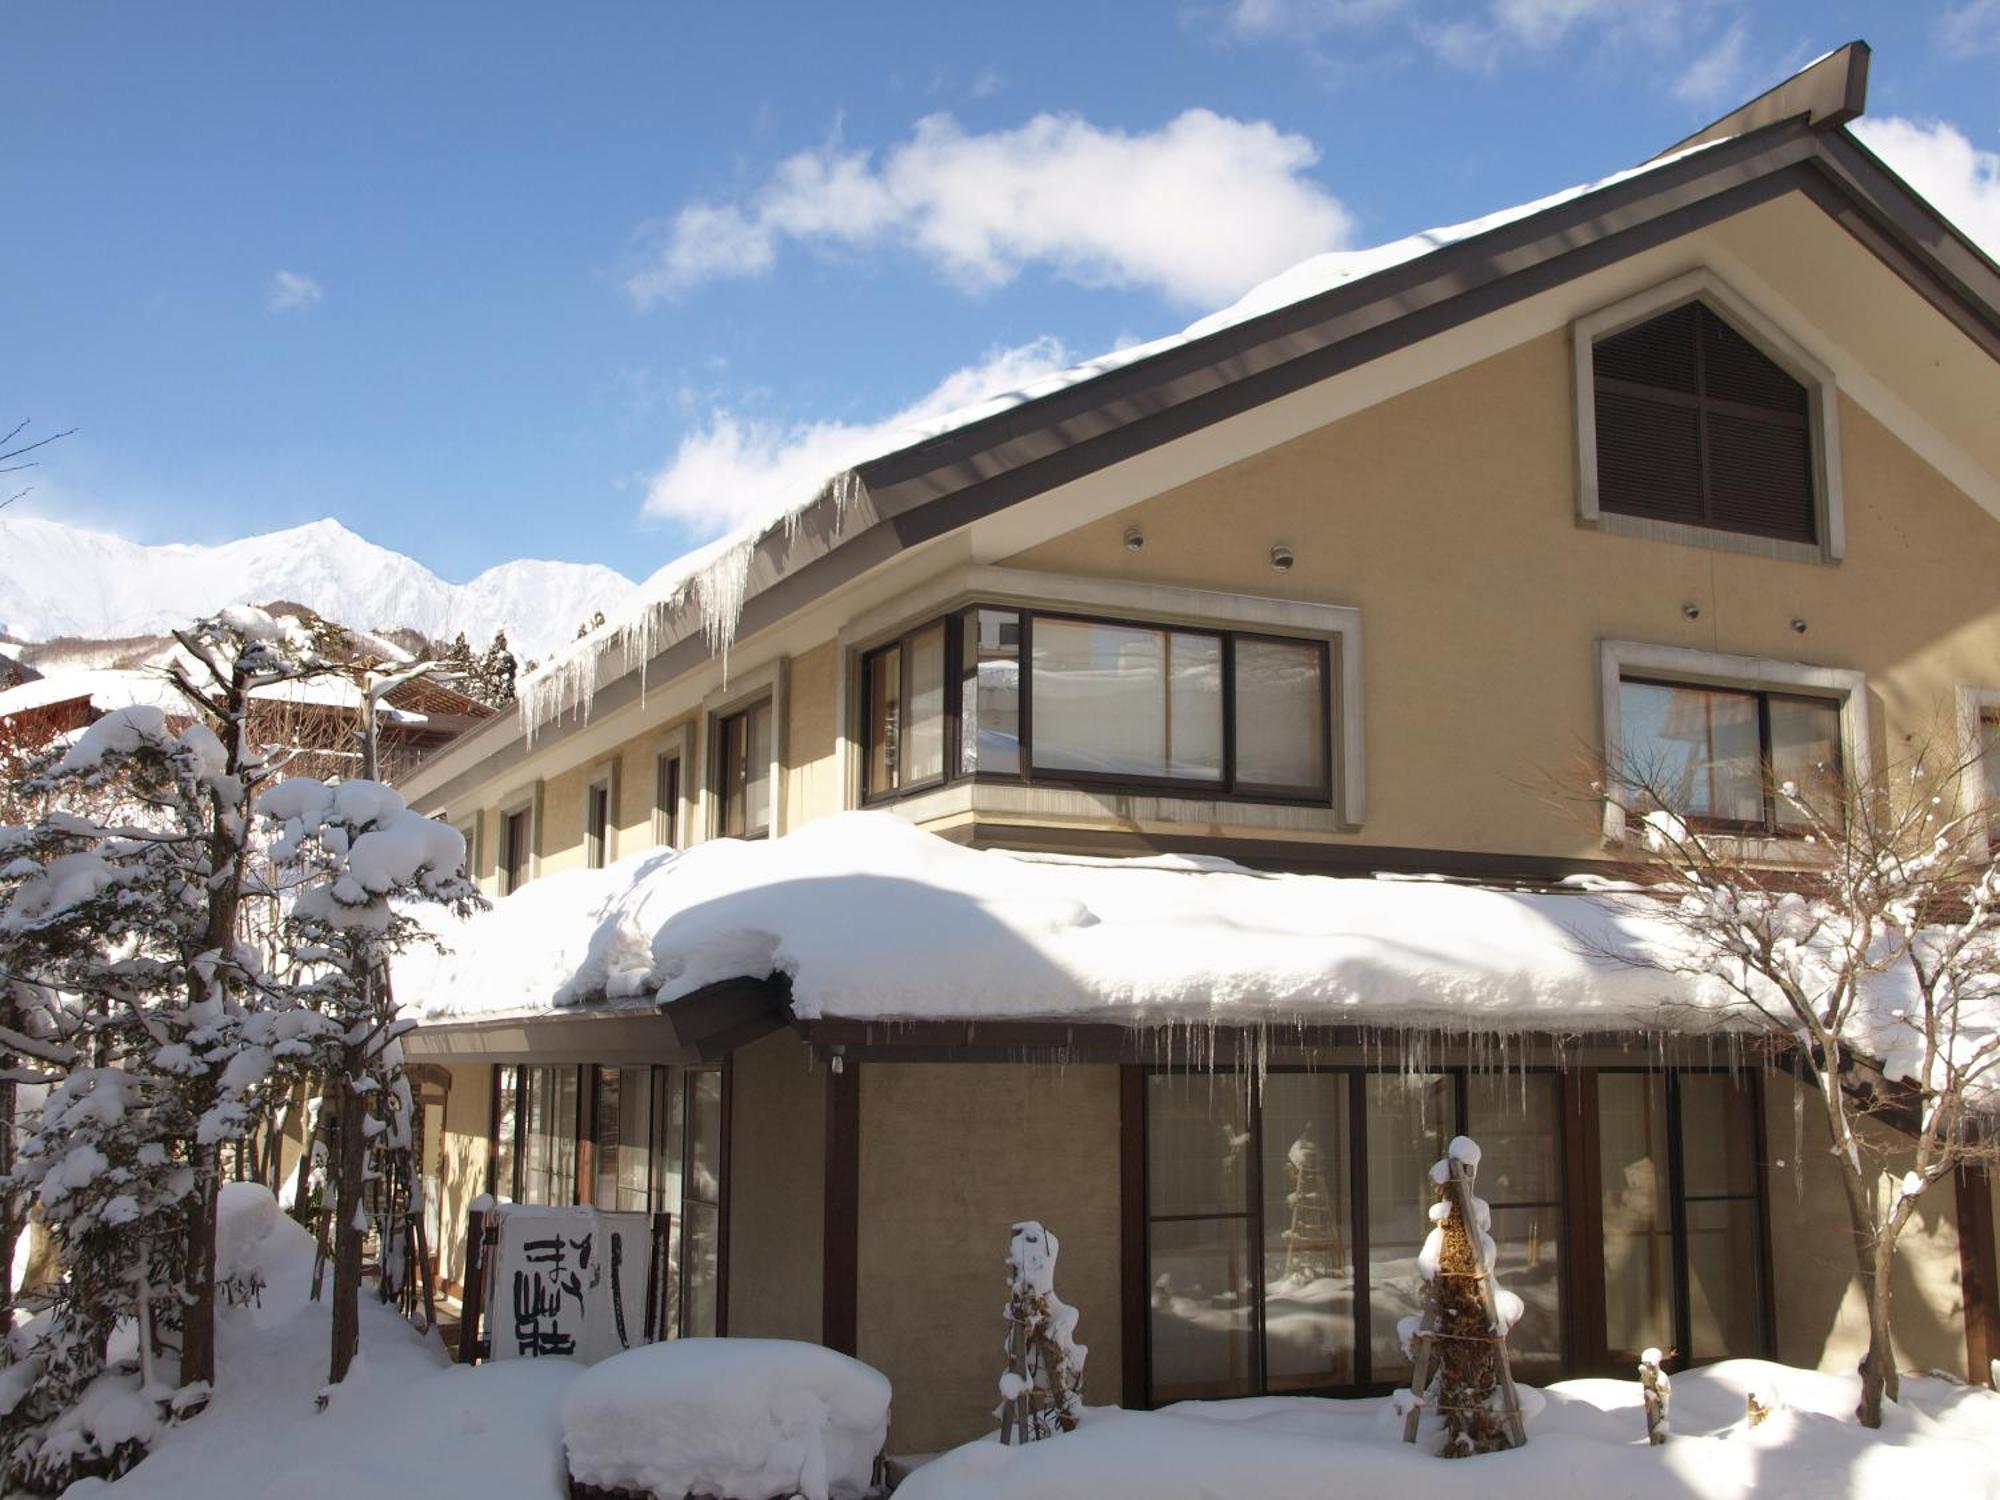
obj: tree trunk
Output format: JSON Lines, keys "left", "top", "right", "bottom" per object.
{"left": 0, "top": 1076, "right": 18, "bottom": 1333}
{"left": 327, "top": 1053, "right": 368, "bottom": 1387}
{"left": 181, "top": 1151, "right": 220, "bottom": 1394}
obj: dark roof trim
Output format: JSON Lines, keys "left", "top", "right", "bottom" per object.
{"left": 1652, "top": 41, "right": 1869, "bottom": 163}
{"left": 404, "top": 975, "right": 790, "bottom": 1063}
{"left": 417, "top": 100, "right": 2000, "bottom": 803}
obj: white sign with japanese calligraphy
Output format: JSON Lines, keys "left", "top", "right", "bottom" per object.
{"left": 488, "top": 1205, "right": 654, "bottom": 1364}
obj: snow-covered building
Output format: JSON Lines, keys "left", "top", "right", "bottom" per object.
{"left": 393, "top": 45, "right": 2000, "bottom": 1454}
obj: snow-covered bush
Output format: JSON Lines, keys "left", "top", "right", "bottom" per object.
{"left": 996, "top": 1220, "right": 1085, "bottom": 1443}
{"left": 560, "top": 1338, "right": 890, "bottom": 1500}
{"left": 1398, "top": 1136, "right": 1524, "bottom": 1457}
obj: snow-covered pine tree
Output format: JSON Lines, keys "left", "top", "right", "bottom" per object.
{"left": 259, "top": 774, "right": 480, "bottom": 1388}
{"left": 995, "top": 1220, "right": 1086, "bottom": 1444}
{"left": 472, "top": 631, "right": 518, "bottom": 708}
{"left": 0, "top": 608, "right": 328, "bottom": 1488}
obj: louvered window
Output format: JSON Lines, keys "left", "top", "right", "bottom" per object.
{"left": 1593, "top": 301, "right": 1817, "bottom": 545}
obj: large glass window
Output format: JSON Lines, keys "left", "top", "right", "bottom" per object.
{"left": 1597, "top": 1070, "right": 1767, "bottom": 1365}
{"left": 496, "top": 1062, "right": 723, "bottom": 1340}
{"left": 717, "top": 700, "right": 773, "bottom": 839}
{"left": 864, "top": 605, "right": 1331, "bottom": 805}
{"left": 960, "top": 608, "right": 1021, "bottom": 777}
{"left": 1619, "top": 678, "right": 1840, "bottom": 834}
{"left": 863, "top": 623, "right": 947, "bottom": 798}
{"left": 1143, "top": 1067, "right": 1565, "bottom": 1404}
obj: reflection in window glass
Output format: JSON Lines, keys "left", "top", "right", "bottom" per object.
{"left": 1234, "top": 638, "right": 1326, "bottom": 792}
{"left": 1260, "top": 1074, "right": 1353, "bottom": 1389}
{"left": 1679, "top": 1073, "right": 1763, "bottom": 1359}
{"left": 520, "top": 1065, "right": 578, "bottom": 1206}
{"left": 594, "top": 1067, "right": 655, "bottom": 1213}
{"left": 493, "top": 1068, "right": 518, "bottom": 1202}
{"left": 1766, "top": 696, "right": 1840, "bottom": 829}
{"left": 1365, "top": 1074, "right": 1451, "bottom": 1381}
{"left": 905, "top": 623, "right": 947, "bottom": 785}
{"left": 1146, "top": 1074, "right": 1256, "bottom": 1401}
{"left": 1598, "top": 1074, "right": 1674, "bottom": 1356}
{"left": 682, "top": 1070, "right": 725, "bottom": 1338}
{"left": 1619, "top": 681, "right": 1763, "bottom": 824}
{"left": 960, "top": 608, "right": 1021, "bottom": 776}
{"left": 864, "top": 646, "right": 901, "bottom": 796}
{"left": 1467, "top": 1074, "right": 1564, "bottom": 1374}
{"left": 1033, "top": 619, "right": 1222, "bottom": 781}
{"left": 721, "top": 701, "right": 773, "bottom": 838}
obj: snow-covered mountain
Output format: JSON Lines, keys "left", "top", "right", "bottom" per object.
{"left": 0, "top": 515, "right": 636, "bottom": 663}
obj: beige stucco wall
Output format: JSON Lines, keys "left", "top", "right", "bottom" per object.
{"left": 726, "top": 1031, "right": 828, "bottom": 1342}
{"left": 1762, "top": 1072, "right": 1968, "bottom": 1378}
{"left": 785, "top": 641, "right": 842, "bottom": 828}
{"left": 855, "top": 1062, "right": 1122, "bottom": 1456}
{"left": 1005, "top": 331, "right": 2000, "bottom": 861}
{"left": 434, "top": 1062, "right": 493, "bottom": 1291}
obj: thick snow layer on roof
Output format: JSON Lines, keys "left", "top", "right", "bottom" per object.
{"left": 514, "top": 145, "right": 1720, "bottom": 738}
{"left": 406, "top": 812, "right": 1750, "bottom": 1035}
{"left": 0, "top": 668, "right": 188, "bottom": 719}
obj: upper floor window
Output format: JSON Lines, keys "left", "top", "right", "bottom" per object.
{"left": 500, "top": 806, "right": 532, "bottom": 894}
{"left": 1574, "top": 272, "right": 1843, "bottom": 562}
{"left": 1617, "top": 677, "right": 1840, "bottom": 836}
{"left": 585, "top": 777, "right": 612, "bottom": 869}
{"left": 861, "top": 605, "right": 1331, "bottom": 805}
{"left": 654, "top": 751, "right": 682, "bottom": 848}
{"left": 716, "top": 699, "right": 773, "bottom": 840}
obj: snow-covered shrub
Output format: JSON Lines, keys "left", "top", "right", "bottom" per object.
{"left": 996, "top": 1220, "right": 1085, "bottom": 1443}
{"left": 560, "top": 1338, "right": 890, "bottom": 1500}
{"left": 1399, "top": 1136, "right": 1523, "bottom": 1457}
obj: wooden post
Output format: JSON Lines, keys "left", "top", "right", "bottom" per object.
{"left": 457, "top": 1207, "right": 488, "bottom": 1365}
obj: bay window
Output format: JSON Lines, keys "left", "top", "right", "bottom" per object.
{"left": 863, "top": 604, "right": 1332, "bottom": 805}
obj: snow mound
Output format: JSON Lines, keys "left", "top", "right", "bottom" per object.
{"left": 559, "top": 1338, "right": 890, "bottom": 1500}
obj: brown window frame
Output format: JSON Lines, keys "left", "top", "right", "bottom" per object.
{"left": 500, "top": 806, "right": 532, "bottom": 894}
{"left": 654, "top": 751, "right": 682, "bottom": 849}
{"left": 1127, "top": 1064, "right": 1573, "bottom": 1405}
{"left": 861, "top": 620, "right": 953, "bottom": 803}
{"left": 860, "top": 604, "right": 1334, "bottom": 809}
{"left": 585, "top": 778, "right": 612, "bottom": 870}
{"left": 714, "top": 699, "right": 774, "bottom": 841}
{"left": 489, "top": 1059, "right": 732, "bottom": 1339}
{"left": 1618, "top": 674, "right": 1844, "bottom": 837}
{"left": 1591, "top": 299, "right": 1819, "bottom": 547}
{"left": 1122, "top": 1062, "right": 1774, "bottom": 1409}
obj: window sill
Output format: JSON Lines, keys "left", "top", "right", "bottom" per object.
{"left": 885, "top": 777, "right": 1357, "bottom": 838}
{"left": 1580, "top": 510, "right": 1832, "bottom": 565}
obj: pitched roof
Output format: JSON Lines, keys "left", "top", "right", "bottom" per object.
{"left": 404, "top": 41, "right": 2000, "bottom": 805}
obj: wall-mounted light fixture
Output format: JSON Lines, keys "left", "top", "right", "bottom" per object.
{"left": 1791, "top": 617, "right": 1808, "bottom": 635}
{"left": 1269, "top": 543, "right": 1295, "bottom": 572}
{"left": 1682, "top": 601, "right": 1702, "bottom": 621}
{"left": 1124, "top": 527, "right": 1145, "bottom": 552}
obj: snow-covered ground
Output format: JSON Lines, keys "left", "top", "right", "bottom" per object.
{"left": 898, "top": 1368, "right": 2000, "bottom": 1500}
{"left": 62, "top": 1183, "right": 2000, "bottom": 1499}
{"left": 67, "top": 1191, "right": 580, "bottom": 1500}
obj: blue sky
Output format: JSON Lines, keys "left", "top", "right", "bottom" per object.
{"left": 5, "top": 2, "right": 1997, "bottom": 585}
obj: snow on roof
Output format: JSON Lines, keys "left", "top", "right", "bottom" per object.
{"left": 404, "top": 811, "right": 1765, "bottom": 1037}
{"left": 0, "top": 667, "right": 386, "bottom": 721}
{"left": 514, "top": 142, "right": 1724, "bottom": 741}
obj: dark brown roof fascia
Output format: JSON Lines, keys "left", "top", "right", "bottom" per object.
{"left": 1651, "top": 41, "right": 1870, "bottom": 163}
{"left": 943, "top": 820, "right": 1624, "bottom": 886}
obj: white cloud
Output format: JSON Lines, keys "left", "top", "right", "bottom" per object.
{"left": 643, "top": 338, "right": 1077, "bottom": 534}
{"left": 1672, "top": 19, "right": 1751, "bottom": 107}
{"left": 1418, "top": 0, "right": 1690, "bottom": 72}
{"left": 627, "top": 109, "right": 1354, "bottom": 309}
{"left": 1219, "top": 0, "right": 1408, "bottom": 39}
{"left": 267, "top": 270, "right": 323, "bottom": 312}
{"left": 1854, "top": 116, "right": 2000, "bottom": 262}
{"left": 1940, "top": 0, "right": 2000, "bottom": 57}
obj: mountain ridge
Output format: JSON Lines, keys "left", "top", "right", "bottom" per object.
{"left": 0, "top": 514, "right": 637, "bottom": 663}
